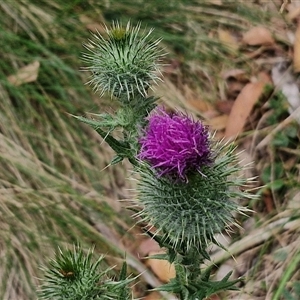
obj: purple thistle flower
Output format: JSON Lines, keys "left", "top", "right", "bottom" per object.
{"left": 138, "top": 108, "right": 212, "bottom": 180}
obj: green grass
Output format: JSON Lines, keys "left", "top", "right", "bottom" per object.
{"left": 0, "top": 0, "right": 300, "bottom": 299}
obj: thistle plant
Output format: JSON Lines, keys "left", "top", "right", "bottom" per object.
{"left": 137, "top": 108, "right": 248, "bottom": 251}
{"left": 39, "top": 21, "right": 255, "bottom": 300}
{"left": 38, "top": 246, "right": 134, "bottom": 300}
{"left": 83, "top": 21, "right": 163, "bottom": 102}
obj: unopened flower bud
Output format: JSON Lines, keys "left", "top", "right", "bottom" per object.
{"left": 83, "top": 21, "right": 164, "bottom": 101}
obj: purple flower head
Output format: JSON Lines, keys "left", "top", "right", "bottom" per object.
{"left": 138, "top": 108, "right": 212, "bottom": 180}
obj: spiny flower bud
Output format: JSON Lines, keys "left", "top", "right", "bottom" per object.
{"left": 138, "top": 108, "right": 212, "bottom": 180}
{"left": 83, "top": 21, "right": 164, "bottom": 101}
{"left": 38, "top": 246, "right": 134, "bottom": 300}
{"left": 136, "top": 110, "right": 252, "bottom": 251}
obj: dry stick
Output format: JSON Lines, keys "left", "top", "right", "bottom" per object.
{"left": 208, "top": 215, "right": 300, "bottom": 267}
{"left": 256, "top": 105, "right": 300, "bottom": 150}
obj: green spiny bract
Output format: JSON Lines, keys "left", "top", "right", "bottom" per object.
{"left": 38, "top": 246, "right": 134, "bottom": 300}
{"left": 136, "top": 140, "right": 252, "bottom": 252}
{"left": 83, "top": 21, "right": 164, "bottom": 102}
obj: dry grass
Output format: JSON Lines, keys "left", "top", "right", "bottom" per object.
{"left": 0, "top": 1, "right": 145, "bottom": 299}
{"left": 0, "top": 0, "right": 299, "bottom": 299}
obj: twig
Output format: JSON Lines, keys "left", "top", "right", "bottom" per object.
{"left": 256, "top": 105, "right": 300, "bottom": 150}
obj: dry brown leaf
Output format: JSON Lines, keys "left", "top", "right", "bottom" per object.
{"left": 224, "top": 81, "right": 266, "bottom": 138}
{"left": 143, "top": 292, "right": 163, "bottom": 300}
{"left": 218, "top": 29, "right": 239, "bottom": 52}
{"left": 294, "top": 24, "right": 300, "bottom": 72}
{"left": 243, "top": 26, "right": 274, "bottom": 46}
{"left": 138, "top": 238, "right": 160, "bottom": 257}
{"left": 216, "top": 100, "right": 234, "bottom": 115}
{"left": 7, "top": 61, "right": 40, "bottom": 86}
{"left": 146, "top": 251, "right": 176, "bottom": 283}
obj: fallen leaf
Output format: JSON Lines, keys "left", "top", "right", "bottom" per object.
{"left": 294, "top": 24, "right": 300, "bottom": 72}
{"left": 218, "top": 28, "right": 239, "bottom": 52}
{"left": 138, "top": 238, "right": 160, "bottom": 257}
{"left": 7, "top": 61, "right": 40, "bottom": 86}
{"left": 225, "top": 81, "right": 266, "bottom": 138}
{"left": 216, "top": 100, "right": 234, "bottom": 114}
{"left": 143, "top": 292, "right": 163, "bottom": 300}
{"left": 243, "top": 26, "right": 274, "bottom": 46}
{"left": 146, "top": 251, "right": 176, "bottom": 283}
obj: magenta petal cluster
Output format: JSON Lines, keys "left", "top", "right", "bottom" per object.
{"left": 138, "top": 108, "right": 211, "bottom": 179}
